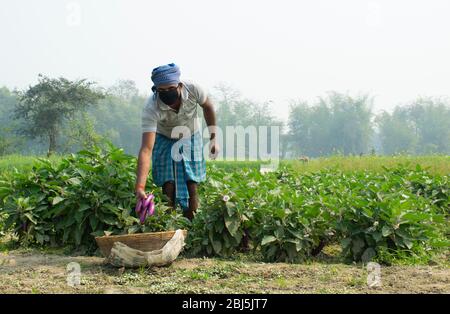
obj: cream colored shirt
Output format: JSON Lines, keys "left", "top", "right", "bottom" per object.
{"left": 141, "top": 80, "right": 208, "bottom": 139}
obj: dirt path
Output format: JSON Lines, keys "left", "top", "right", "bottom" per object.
{"left": 0, "top": 250, "right": 448, "bottom": 294}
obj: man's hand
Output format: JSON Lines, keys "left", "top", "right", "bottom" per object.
{"left": 201, "top": 97, "right": 219, "bottom": 160}
{"left": 135, "top": 132, "right": 155, "bottom": 201}
{"left": 209, "top": 140, "right": 220, "bottom": 160}
{"left": 135, "top": 188, "right": 147, "bottom": 201}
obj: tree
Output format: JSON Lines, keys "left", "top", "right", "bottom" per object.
{"left": 287, "top": 100, "right": 311, "bottom": 156}
{"left": 0, "top": 87, "right": 25, "bottom": 155}
{"left": 288, "top": 92, "right": 373, "bottom": 157}
{"left": 407, "top": 97, "right": 450, "bottom": 154}
{"left": 325, "top": 92, "right": 373, "bottom": 155}
{"left": 212, "top": 84, "right": 284, "bottom": 160}
{"left": 60, "top": 112, "right": 105, "bottom": 153}
{"left": 86, "top": 90, "right": 145, "bottom": 155}
{"left": 376, "top": 97, "right": 450, "bottom": 155}
{"left": 107, "top": 80, "right": 139, "bottom": 101}
{"left": 14, "top": 75, "right": 104, "bottom": 156}
{"left": 376, "top": 109, "right": 417, "bottom": 154}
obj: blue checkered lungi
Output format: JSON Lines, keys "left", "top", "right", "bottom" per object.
{"left": 152, "top": 131, "right": 206, "bottom": 211}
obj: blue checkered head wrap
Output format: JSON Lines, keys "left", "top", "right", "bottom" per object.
{"left": 151, "top": 63, "right": 181, "bottom": 90}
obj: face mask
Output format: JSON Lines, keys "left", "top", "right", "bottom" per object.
{"left": 158, "top": 88, "right": 179, "bottom": 106}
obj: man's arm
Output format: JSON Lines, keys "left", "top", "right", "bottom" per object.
{"left": 201, "top": 97, "right": 220, "bottom": 157}
{"left": 135, "top": 132, "right": 156, "bottom": 199}
{"left": 201, "top": 97, "right": 216, "bottom": 139}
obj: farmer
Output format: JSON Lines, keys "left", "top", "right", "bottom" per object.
{"left": 135, "top": 63, "right": 219, "bottom": 220}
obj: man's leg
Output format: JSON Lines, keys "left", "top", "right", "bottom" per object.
{"left": 162, "top": 181, "right": 176, "bottom": 211}
{"left": 185, "top": 180, "right": 199, "bottom": 220}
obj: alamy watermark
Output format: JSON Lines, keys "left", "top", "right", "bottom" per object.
{"left": 66, "top": 262, "right": 81, "bottom": 287}
{"left": 66, "top": 2, "right": 82, "bottom": 27}
{"left": 366, "top": 1, "right": 383, "bottom": 28}
{"left": 170, "top": 123, "right": 280, "bottom": 172}
{"left": 366, "top": 262, "right": 382, "bottom": 288}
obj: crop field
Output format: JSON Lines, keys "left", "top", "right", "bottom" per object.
{"left": 0, "top": 147, "right": 449, "bottom": 294}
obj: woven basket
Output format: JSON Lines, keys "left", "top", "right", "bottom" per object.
{"left": 95, "top": 230, "right": 188, "bottom": 257}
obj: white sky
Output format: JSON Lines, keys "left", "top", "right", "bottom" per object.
{"left": 1, "top": 0, "right": 449, "bottom": 122}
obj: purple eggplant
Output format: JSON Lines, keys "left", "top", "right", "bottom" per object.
{"left": 147, "top": 195, "right": 155, "bottom": 215}
{"left": 135, "top": 198, "right": 143, "bottom": 214}
{"left": 138, "top": 194, "right": 155, "bottom": 224}
{"left": 139, "top": 206, "right": 147, "bottom": 224}
{"left": 148, "top": 201, "right": 155, "bottom": 216}
{"left": 144, "top": 199, "right": 151, "bottom": 219}
{"left": 143, "top": 195, "right": 152, "bottom": 209}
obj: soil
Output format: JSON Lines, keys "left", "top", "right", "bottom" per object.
{"left": 0, "top": 249, "right": 448, "bottom": 294}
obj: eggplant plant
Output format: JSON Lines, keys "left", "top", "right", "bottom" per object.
{"left": 0, "top": 143, "right": 448, "bottom": 262}
{"left": 0, "top": 143, "right": 189, "bottom": 252}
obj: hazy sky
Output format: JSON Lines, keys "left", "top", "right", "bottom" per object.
{"left": 1, "top": 0, "right": 449, "bottom": 121}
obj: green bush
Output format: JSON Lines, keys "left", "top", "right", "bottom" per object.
{"left": 185, "top": 167, "right": 251, "bottom": 257}
{"left": 0, "top": 142, "right": 188, "bottom": 253}
{"left": 189, "top": 165, "right": 448, "bottom": 263}
{"left": 0, "top": 143, "right": 448, "bottom": 262}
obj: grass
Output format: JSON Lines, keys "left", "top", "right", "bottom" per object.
{"left": 1, "top": 154, "right": 449, "bottom": 176}
{"left": 0, "top": 154, "right": 449, "bottom": 293}
{"left": 0, "top": 154, "right": 62, "bottom": 175}
{"left": 2, "top": 249, "right": 448, "bottom": 293}
{"left": 288, "top": 155, "right": 450, "bottom": 175}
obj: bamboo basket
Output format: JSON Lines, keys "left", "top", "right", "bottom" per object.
{"left": 95, "top": 230, "right": 188, "bottom": 257}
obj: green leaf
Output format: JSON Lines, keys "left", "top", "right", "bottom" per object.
{"left": 286, "top": 239, "right": 302, "bottom": 252}
{"left": 52, "top": 196, "right": 64, "bottom": 206}
{"left": 401, "top": 212, "right": 431, "bottom": 222}
{"left": 35, "top": 233, "right": 44, "bottom": 244}
{"left": 100, "top": 216, "right": 118, "bottom": 226}
{"left": 225, "top": 201, "right": 236, "bottom": 216}
{"left": 361, "top": 247, "right": 376, "bottom": 263}
{"left": 127, "top": 225, "right": 140, "bottom": 234}
{"left": 24, "top": 213, "right": 37, "bottom": 224}
{"left": 67, "top": 177, "right": 81, "bottom": 185}
{"left": 78, "top": 203, "right": 91, "bottom": 211}
{"left": 352, "top": 237, "right": 365, "bottom": 255}
{"left": 224, "top": 214, "right": 240, "bottom": 237}
{"left": 295, "top": 240, "right": 303, "bottom": 252}
{"left": 64, "top": 215, "right": 76, "bottom": 228}
{"left": 232, "top": 230, "right": 242, "bottom": 244}
{"left": 0, "top": 187, "right": 12, "bottom": 198}
{"left": 261, "top": 235, "right": 277, "bottom": 246}
{"left": 274, "top": 227, "right": 284, "bottom": 239}
{"left": 89, "top": 215, "right": 98, "bottom": 230}
{"left": 75, "top": 210, "right": 85, "bottom": 223}
{"left": 341, "top": 238, "right": 352, "bottom": 249}
{"left": 4, "top": 215, "right": 16, "bottom": 230}
{"left": 77, "top": 164, "right": 97, "bottom": 172}
{"left": 372, "top": 231, "right": 382, "bottom": 242}
{"left": 381, "top": 225, "right": 392, "bottom": 237}
{"left": 74, "top": 226, "right": 83, "bottom": 245}
{"left": 62, "top": 229, "right": 70, "bottom": 243}
{"left": 90, "top": 230, "right": 105, "bottom": 237}
{"left": 211, "top": 239, "right": 222, "bottom": 254}
{"left": 403, "top": 238, "right": 413, "bottom": 249}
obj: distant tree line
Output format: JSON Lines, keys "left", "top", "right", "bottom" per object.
{"left": 0, "top": 75, "right": 449, "bottom": 157}
{"left": 0, "top": 76, "right": 146, "bottom": 156}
